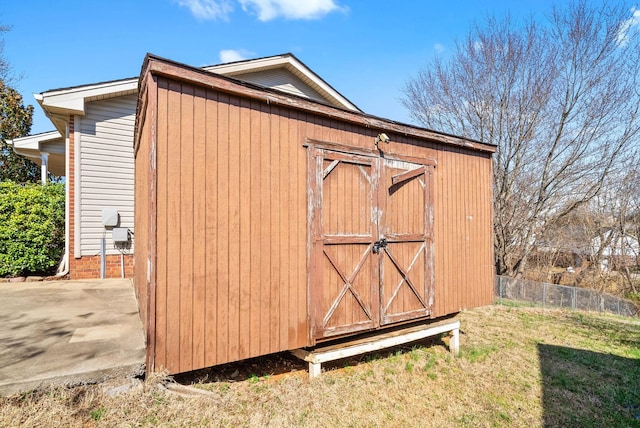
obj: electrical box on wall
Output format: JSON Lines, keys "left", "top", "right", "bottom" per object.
{"left": 112, "top": 227, "right": 130, "bottom": 243}
{"left": 102, "top": 208, "right": 119, "bottom": 227}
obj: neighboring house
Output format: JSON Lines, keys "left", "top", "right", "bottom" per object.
{"left": 9, "top": 54, "right": 362, "bottom": 279}
{"left": 535, "top": 224, "right": 640, "bottom": 274}
{"left": 535, "top": 225, "right": 593, "bottom": 268}
{"left": 591, "top": 228, "right": 640, "bottom": 271}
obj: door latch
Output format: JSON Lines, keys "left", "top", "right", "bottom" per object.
{"left": 372, "top": 238, "right": 388, "bottom": 254}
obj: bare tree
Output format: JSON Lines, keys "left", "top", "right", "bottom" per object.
{"left": 403, "top": 1, "right": 640, "bottom": 277}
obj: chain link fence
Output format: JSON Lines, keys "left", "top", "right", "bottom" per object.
{"left": 495, "top": 275, "right": 639, "bottom": 317}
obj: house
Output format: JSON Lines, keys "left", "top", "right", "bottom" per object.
{"left": 591, "top": 227, "right": 640, "bottom": 271}
{"left": 9, "top": 54, "right": 361, "bottom": 279}
{"left": 134, "top": 54, "right": 496, "bottom": 375}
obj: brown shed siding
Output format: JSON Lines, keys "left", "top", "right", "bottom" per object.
{"left": 147, "top": 77, "right": 314, "bottom": 372}
{"left": 432, "top": 146, "right": 494, "bottom": 316}
{"left": 135, "top": 56, "right": 495, "bottom": 374}
{"left": 134, "top": 76, "right": 154, "bottom": 368}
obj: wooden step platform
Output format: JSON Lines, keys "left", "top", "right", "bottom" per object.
{"left": 292, "top": 318, "right": 460, "bottom": 379}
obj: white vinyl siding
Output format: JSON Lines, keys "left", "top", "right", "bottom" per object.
{"left": 78, "top": 95, "right": 136, "bottom": 256}
{"left": 232, "top": 69, "right": 328, "bottom": 104}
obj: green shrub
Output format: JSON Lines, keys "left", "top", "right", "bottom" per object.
{"left": 0, "top": 181, "right": 65, "bottom": 277}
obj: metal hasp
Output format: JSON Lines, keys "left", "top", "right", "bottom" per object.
{"left": 372, "top": 238, "right": 388, "bottom": 254}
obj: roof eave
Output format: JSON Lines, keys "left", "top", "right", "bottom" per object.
{"left": 8, "top": 130, "right": 63, "bottom": 151}
{"left": 37, "top": 79, "right": 138, "bottom": 117}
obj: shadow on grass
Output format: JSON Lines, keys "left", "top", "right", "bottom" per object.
{"left": 538, "top": 344, "right": 640, "bottom": 427}
{"left": 173, "top": 352, "right": 308, "bottom": 384}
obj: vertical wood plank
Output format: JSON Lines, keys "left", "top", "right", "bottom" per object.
{"left": 249, "top": 100, "right": 262, "bottom": 357}
{"left": 134, "top": 73, "right": 155, "bottom": 371}
{"left": 227, "top": 95, "right": 241, "bottom": 363}
{"left": 426, "top": 167, "right": 435, "bottom": 314}
{"left": 279, "top": 111, "right": 290, "bottom": 350}
{"left": 165, "top": 80, "right": 182, "bottom": 373}
{"left": 179, "top": 84, "right": 195, "bottom": 373}
{"left": 154, "top": 79, "right": 169, "bottom": 371}
{"left": 216, "top": 93, "right": 230, "bottom": 364}
{"left": 259, "top": 101, "right": 271, "bottom": 356}
{"left": 469, "top": 152, "right": 478, "bottom": 309}
{"left": 204, "top": 89, "right": 219, "bottom": 367}
{"left": 192, "top": 86, "right": 207, "bottom": 370}
{"left": 307, "top": 145, "right": 322, "bottom": 343}
{"left": 299, "top": 114, "right": 311, "bottom": 346}
{"left": 238, "top": 97, "right": 252, "bottom": 359}
{"left": 435, "top": 147, "right": 446, "bottom": 316}
{"left": 451, "top": 148, "right": 459, "bottom": 313}
{"left": 289, "top": 111, "right": 305, "bottom": 347}
{"left": 269, "top": 106, "right": 281, "bottom": 352}
{"left": 147, "top": 78, "right": 158, "bottom": 373}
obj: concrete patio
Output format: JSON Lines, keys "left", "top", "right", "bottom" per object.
{"left": 0, "top": 279, "right": 145, "bottom": 396}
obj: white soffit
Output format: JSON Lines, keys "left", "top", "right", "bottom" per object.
{"left": 10, "top": 130, "right": 62, "bottom": 150}
{"left": 36, "top": 79, "right": 138, "bottom": 116}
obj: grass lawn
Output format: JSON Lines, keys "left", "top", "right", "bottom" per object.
{"left": 1, "top": 304, "right": 639, "bottom": 427}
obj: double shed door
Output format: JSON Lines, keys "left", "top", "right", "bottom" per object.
{"left": 308, "top": 145, "right": 435, "bottom": 341}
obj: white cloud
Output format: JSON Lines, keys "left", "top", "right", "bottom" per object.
{"left": 616, "top": 7, "right": 640, "bottom": 47}
{"left": 177, "top": 0, "right": 234, "bottom": 21}
{"left": 238, "top": 0, "right": 343, "bottom": 21}
{"left": 219, "top": 49, "right": 254, "bottom": 63}
{"left": 434, "top": 43, "right": 445, "bottom": 54}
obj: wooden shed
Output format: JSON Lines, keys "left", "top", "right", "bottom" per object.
{"left": 134, "top": 54, "right": 496, "bottom": 375}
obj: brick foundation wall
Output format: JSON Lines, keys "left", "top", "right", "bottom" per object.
{"left": 69, "top": 254, "right": 135, "bottom": 279}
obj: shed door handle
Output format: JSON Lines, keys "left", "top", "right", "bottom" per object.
{"left": 372, "top": 238, "right": 387, "bottom": 254}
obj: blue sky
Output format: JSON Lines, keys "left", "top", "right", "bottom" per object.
{"left": 2, "top": 0, "right": 630, "bottom": 135}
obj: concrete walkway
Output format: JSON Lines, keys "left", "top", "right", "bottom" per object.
{"left": 0, "top": 279, "right": 145, "bottom": 396}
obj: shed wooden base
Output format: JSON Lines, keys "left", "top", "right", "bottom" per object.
{"left": 291, "top": 318, "right": 460, "bottom": 379}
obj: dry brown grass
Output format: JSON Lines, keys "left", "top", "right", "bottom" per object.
{"left": 1, "top": 304, "right": 639, "bottom": 427}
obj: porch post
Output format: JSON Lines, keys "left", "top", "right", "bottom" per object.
{"left": 40, "top": 152, "right": 49, "bottom": 184}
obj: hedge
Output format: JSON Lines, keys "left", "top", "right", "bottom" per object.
{"left": 0, "top": 181, "right": 65, "bottom": 277}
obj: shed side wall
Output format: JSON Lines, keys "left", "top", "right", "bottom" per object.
{"left": 134, "top": 102, "right": 150, "bottom": 338}
{"left": 432, "top": 146, "right": 494, "bottom": 316}
{"left": 153, "top": 78, "right": 312, "bottom": 373}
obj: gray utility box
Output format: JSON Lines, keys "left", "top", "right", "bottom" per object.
{"left": 112, "top": 227, "right": 130, "bottom": 243}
